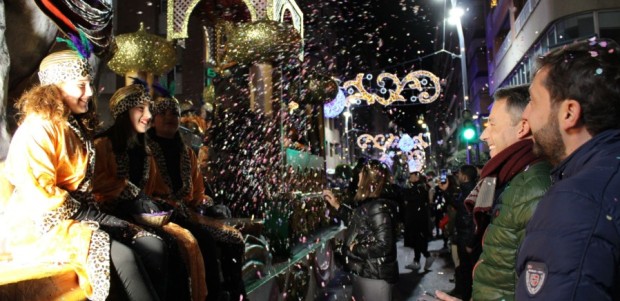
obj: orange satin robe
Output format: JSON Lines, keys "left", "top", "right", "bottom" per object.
{"left": 1, "top": 115, "right": 108, "bottom": 300}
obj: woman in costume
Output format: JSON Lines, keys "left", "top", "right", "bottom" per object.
{"left": 2, "top": 39, "right": 164, "bottom": 300}
{"left": 147, "top": 92, "right": 247, "bottom": 301}
{"left": 91, "top": 82, "right": 205, "bottom": 301}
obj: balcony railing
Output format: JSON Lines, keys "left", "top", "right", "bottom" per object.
{"left": 493, "top": 0, "right": 542, "bottom": 67}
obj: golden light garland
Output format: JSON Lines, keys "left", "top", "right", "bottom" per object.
{"left": 343, "top": 70, "right": 441, "bottom": 106}
{"left": 356, "top": 134, "right": 398, "bottom": 152}
{"left": 357, "top": 133, "right": 427, "bottom": 152}
{"left": 108, "top": 23, "right": 176, "bottom": 76}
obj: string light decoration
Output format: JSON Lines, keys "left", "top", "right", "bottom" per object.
{"left": 357, "top": 133, "right": 428, "bottom": 152}
{"left": 323, "top": 89, "right": 346, "bottom": 118}
{"left": 357, "top": 134, "right": 398, "bottom": 152}
{"left": 343, "top": 70, "right": 441, "bottom": 106}
{"left": 357, "top": 133, "right": 429, "bottom": 172}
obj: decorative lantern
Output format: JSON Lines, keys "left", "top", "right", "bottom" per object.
{"left": 226, "top": 20, "right": 301, "bottom": 64}
{"left": 108, "top": 23, "right": 176, "bottom": 77}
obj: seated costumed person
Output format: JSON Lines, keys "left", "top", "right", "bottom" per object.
{"left": 91, "top": 81, "right": 204, "bottom": 301}
{"left": 1, "top": 34, "right": 166, "bottom": 301}
{"left": 147, "top": 87, "right": 247, "bottom": 301}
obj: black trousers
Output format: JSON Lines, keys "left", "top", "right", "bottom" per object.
{"left": 109, "top": 238, "right": 162, "bottom": 301}
{"left": 73, "top": 205, "right": 167, "bottom": 300}
{"left": 455, "top": 243, "right": 481, "bottom": 301}
{"left": 412, "top": 232, "right": 430, "bottom": 262}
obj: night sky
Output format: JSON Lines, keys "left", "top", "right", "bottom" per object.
{"left": 299, "top": 0, "right": 448, "bottom": 136}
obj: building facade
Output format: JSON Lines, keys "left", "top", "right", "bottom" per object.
{"left": 486, "top": 0, "right": 620, "bottom": 93}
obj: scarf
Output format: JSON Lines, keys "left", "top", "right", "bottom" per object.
{"left": 464, "top": 139, "right": 540, "bottom": 233}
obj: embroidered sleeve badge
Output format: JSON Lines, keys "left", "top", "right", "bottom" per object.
{"left": 525, "top": 261, "right": 548, "bottom": 296}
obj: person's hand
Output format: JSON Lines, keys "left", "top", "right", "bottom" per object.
{"left": 435, "top": 290, "right": 462, "bottom": 301}
{"left": 322, "top": 189, "right": 340, "bottom": 210}
{"left": 466, "top": 246, "right": 473, "bottom": 254}
{"left": 349, "top": 242, "right": 356, "bottom": 252}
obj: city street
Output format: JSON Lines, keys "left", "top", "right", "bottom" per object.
{"left": 319, "top": 238, "right": 456, "bottom": 301}
{"left": 395, "top": 238, "right": 455, "bottom": 301}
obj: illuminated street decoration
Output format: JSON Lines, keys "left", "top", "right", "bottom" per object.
{"left": 408, "top": 150, "right": 426, "bottom": 173}
{"left": 398, "top": 133, "right": 415, "bottom": 152}
{"left": 323, "top": 89, "right": 346, "bottom": 118}
{"left": 357, "top": 133, "right": 429, "bottom": 172}
{"left": 343, "top": 70, "right": 441, "bottom": 106}
{"left": 357, "top": 133, "right": 427, "bottom": 152}
{"left": 273, "top": 0, "right": 304, "bottom": 61}
{"left": 357, "top": 134, "right": 398, "bottom": 152}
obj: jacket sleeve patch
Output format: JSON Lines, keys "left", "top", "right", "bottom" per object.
{"left": 525, "top": 261, "right": 547, "bottom": 296}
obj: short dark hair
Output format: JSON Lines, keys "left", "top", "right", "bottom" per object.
{"left": 536, "top": 38, "right": 620, "bottom": 135}
{"left": 493, "top": 84, "right": 530, "bottom": 125}
{"left": 459, "top": 164, "right": 478, "bottom": 182}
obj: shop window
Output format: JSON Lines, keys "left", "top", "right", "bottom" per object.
{"left": 555, "top": 14, "right": 594, "bottom": 45}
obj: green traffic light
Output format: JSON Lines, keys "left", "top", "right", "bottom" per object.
{"left": 463, "top": 127, "right": 476, "bottom": 140}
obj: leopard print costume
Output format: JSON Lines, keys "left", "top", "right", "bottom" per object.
{"left": 147, "top": 134, "right": 243, "bottom": 245}
{"left": 35, "top": 117, "right": 111, "bottom": 301}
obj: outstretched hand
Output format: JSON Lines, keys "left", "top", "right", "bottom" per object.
{"left": 322, "top": 189, "right": 340, "bottom": 210}
{"left": 435, "top": 290, "right": 462, "bottom": 301}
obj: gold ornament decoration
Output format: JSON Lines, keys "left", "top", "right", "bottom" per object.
{"left": 226, "top": 20, "right": 301, "bottom": 64}
{"left": 343, "top": 70, "right": 441, "bottom": 106}
{"left": 108, "top": 23, "right": 176, "bottom": 76}
{"left": 357, "top": 134, "right": 398, "bottom": 152}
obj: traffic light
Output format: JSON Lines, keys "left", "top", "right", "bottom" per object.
{"left": 461, "top": 120, "right": 478, "bottom": 143}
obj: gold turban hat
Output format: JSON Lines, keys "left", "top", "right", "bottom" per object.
{"left": 109, "top": 84, "right": 152, "bottom": 119}
{"left": 38, "top": 50, "right": 92, "bottom": 86}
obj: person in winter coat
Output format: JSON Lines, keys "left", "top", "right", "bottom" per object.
{"left": 450, "top": 164, "right": 478, "bottom": 300}
{"left": 515, "top": 38, "right": 620, "bottom": 300}
{"left": 323, "top": 160, "right": 399, "bottom": 300}
{"left": 471, "top": 85, "right": 551, "bottom": 300}
{"left": 403, "top": 172, "right": 435, "bottom": 271}
{"left": 436, "top": 85, "right": 552, "bottom": 301}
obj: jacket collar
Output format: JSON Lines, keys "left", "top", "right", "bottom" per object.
{"left": 552, "top": 129, "right": 620, "bottom": 182}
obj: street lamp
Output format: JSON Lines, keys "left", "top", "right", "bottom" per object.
{"left": 445, "top": 1, "right": 476, "bottom": 165}
{"left": 343, "top": 108, "right": 353, "bottom": 164}
{"left": 447, "top": 2, "right": 469, "bottom": 112}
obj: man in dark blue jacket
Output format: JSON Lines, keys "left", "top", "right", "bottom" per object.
{"left": 516, "top": 38, "right": 620, "bottom": 300}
